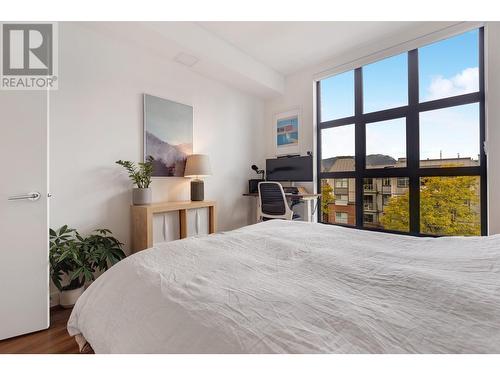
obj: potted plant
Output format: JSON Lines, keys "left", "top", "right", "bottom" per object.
{"left": 49, "top": 225, "right": 126, "bottom": 308}
{"left": 116, "top": 156, "right": 154, "bottom": 205}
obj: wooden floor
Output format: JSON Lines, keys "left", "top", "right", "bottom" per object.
{"left": 0, "top": 307, "right": 80, "bottom": 354}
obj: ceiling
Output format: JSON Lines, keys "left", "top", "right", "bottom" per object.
{"left": 197, "top": 22, "right": 425, "bottom": 76}
{"left": 89, "top": 21, "right": 460, "bottom": 98}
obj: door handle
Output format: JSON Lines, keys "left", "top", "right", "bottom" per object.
{"left": 8, "top": 192, "right": 41, "bottom": 201}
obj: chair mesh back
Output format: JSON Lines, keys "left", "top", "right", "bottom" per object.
{"left": 259, "top": 183, "right": 285, "bottom": 216}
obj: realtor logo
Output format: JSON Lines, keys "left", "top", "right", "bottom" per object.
{"left": 1, "top": 22, "right": 58, "bottom": 90}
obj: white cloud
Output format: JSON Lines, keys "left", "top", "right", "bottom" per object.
{"left": 426, "top": 67, "right": 479, "bottom": 101}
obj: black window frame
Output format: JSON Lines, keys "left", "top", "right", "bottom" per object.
{"left": 316, "top": 27, "right": 487, "bottom": 236}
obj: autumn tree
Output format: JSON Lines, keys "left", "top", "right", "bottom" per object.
{"left": 321, "top": 180, "right": 335, "bottom": 222}
{"left": 380, "top": 176, "right": 480, "bottom": 236}
{"left": 379, "top": 193, "right": 410, "bottom": 232}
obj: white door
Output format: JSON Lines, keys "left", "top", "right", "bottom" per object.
{"left": 0, "top": 90, "right": 49, "bottom": 340}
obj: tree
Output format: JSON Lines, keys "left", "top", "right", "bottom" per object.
{"left": 380, "top": 176, "right": 480, "bottom": 236}
{"left": 321, "top": 180, "right": 335, "bottom": 222}
{"left": 379, "top": 193, "right": 410, "bottom": 232}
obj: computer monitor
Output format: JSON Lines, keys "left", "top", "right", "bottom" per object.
{"left": 266, "top": 156, "right": 313, "bottom": 182}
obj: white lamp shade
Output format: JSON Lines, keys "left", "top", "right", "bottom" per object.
{"left": 184, "top": 154, "right": 212, "bottom": 177}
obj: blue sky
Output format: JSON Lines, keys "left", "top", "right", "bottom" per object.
{"left": 321, "top": 29, "right": 480, "bottom": 162}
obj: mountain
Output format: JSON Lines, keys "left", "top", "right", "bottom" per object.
{"left": 145, "top": 131, "right": 192, "bottom": 177}
{"left": 366, "top": 154, "right": 397, "bottom": 167}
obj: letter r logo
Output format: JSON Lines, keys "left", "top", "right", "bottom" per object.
{"left": 2, "top": 24, "right": 53, "bottom": 76}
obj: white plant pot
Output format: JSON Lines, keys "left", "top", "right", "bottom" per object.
{"left": 132, "top": 187, "right": 152, "bottom": 205}
{"left": 60, "top": 286, "right": 84, "bottom": 309}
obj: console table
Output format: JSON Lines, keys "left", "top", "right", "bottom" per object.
{"left": 131, "top": 200, "right": 217, "bottom": 253}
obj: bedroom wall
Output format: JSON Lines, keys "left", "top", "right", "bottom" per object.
{"left": 49, "top": 22, "right": 266, "bottom": 255}
{"left": 264, "top": 21, "right": 500, "bottom": 235}
{"left": 485, "top": 22, "right": 500, "bottom": 235}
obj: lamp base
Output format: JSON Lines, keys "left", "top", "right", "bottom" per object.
{"left": 190, "top": 179, "right": 204, "bottom": 201}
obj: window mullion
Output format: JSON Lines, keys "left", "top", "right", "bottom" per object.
{"left": 354, "top": 67, "right": 364, "bottom": 227}
{"left": 408, "top": 49, "right": 420, "bottom": 234}
{"left": 316, "top": 81, "right": 322, "bottom": 223}
{"left": 479, "top": 27, "right": 487, "bottom": 235}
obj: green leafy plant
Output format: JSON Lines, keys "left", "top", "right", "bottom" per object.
{"left": 49, "top": 225, "right": 126, "bottom": 291}
{"left": 116, "top": 156, "right": 154, "bottom": 188}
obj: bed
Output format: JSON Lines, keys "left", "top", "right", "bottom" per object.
{"left": 67, "top": 220, "right": 500, "bottom": 353}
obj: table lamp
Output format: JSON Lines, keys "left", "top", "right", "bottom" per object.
{"left": 184, "top": 154, "right": 212, "bottom": 201}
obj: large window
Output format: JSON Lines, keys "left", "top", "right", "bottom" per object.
{"left": 318, "top": 28, "right": 486, "bottom": 236}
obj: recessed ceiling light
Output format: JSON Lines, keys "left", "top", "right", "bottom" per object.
{"left": 174, "top": 52, "right": 199, "bottom": 67}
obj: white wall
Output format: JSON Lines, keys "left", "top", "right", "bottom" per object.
{"left": 485, "top": 22, "right": 500, "bottom": 234}
{"left": 265, "top": 22, "right": 500, "bottom": 234}
{"left": 50, "top": 22, "right": 266, "bottom": 253}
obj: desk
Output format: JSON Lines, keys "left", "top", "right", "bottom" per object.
{"left": 131, "top": 200, "right": 216, "bottom": 253}
{"left": 243, "top": 192, "right": 320, "bottom": 222}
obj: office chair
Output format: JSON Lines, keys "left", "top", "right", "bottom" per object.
{"left": 257, "top": 182, "right": 301, "bottom": 221}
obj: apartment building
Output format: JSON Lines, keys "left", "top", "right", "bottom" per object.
{"left": 323, "top": 156, "right": 480, "bottom": 228}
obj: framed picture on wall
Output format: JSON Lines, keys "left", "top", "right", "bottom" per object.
{"left": 143, "top": 94, "right": 193, "bottom": 177}
{"left": 274, "top": 108, "right": 300, "bottom": 156}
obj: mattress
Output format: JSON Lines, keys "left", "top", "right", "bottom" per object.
{"left": 67, "top": 220, "right": 500, "bottom": 353}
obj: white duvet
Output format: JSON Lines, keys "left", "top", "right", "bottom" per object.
{"left": 67, "top": 220, "right": 500, "bottom": 353}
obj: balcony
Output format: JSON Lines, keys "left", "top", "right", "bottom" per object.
{"left": 363, "top": 184, "right": 375, "bottom": 192}
{"left": 382, "top": 185, "right": 392, "bottom": 194}
{"left": 363, "top": 202, "right": 374, "bottom": 211}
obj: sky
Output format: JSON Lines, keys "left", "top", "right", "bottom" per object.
{"left": 320, "top": 29, "right": 480, "bottom": 163}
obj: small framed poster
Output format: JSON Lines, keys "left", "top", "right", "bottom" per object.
{"left": 274, "top": 108, "right": 300, "bottom": 156}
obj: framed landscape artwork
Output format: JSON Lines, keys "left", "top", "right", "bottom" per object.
{"left": 274, "top": 108, "right": 300, "bottom": 156}
{"left": 143, "top": 94, "right": 193, "bottom": 177}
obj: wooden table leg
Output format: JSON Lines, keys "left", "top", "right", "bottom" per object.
{"left": 131, "top": 206, "right": 153, "bottom": 253}
{"left": 179, "top": 209, "right": 187, "bottom": 239}
{"left": 209, "top": 205, "right": 216, "bottom": 234}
